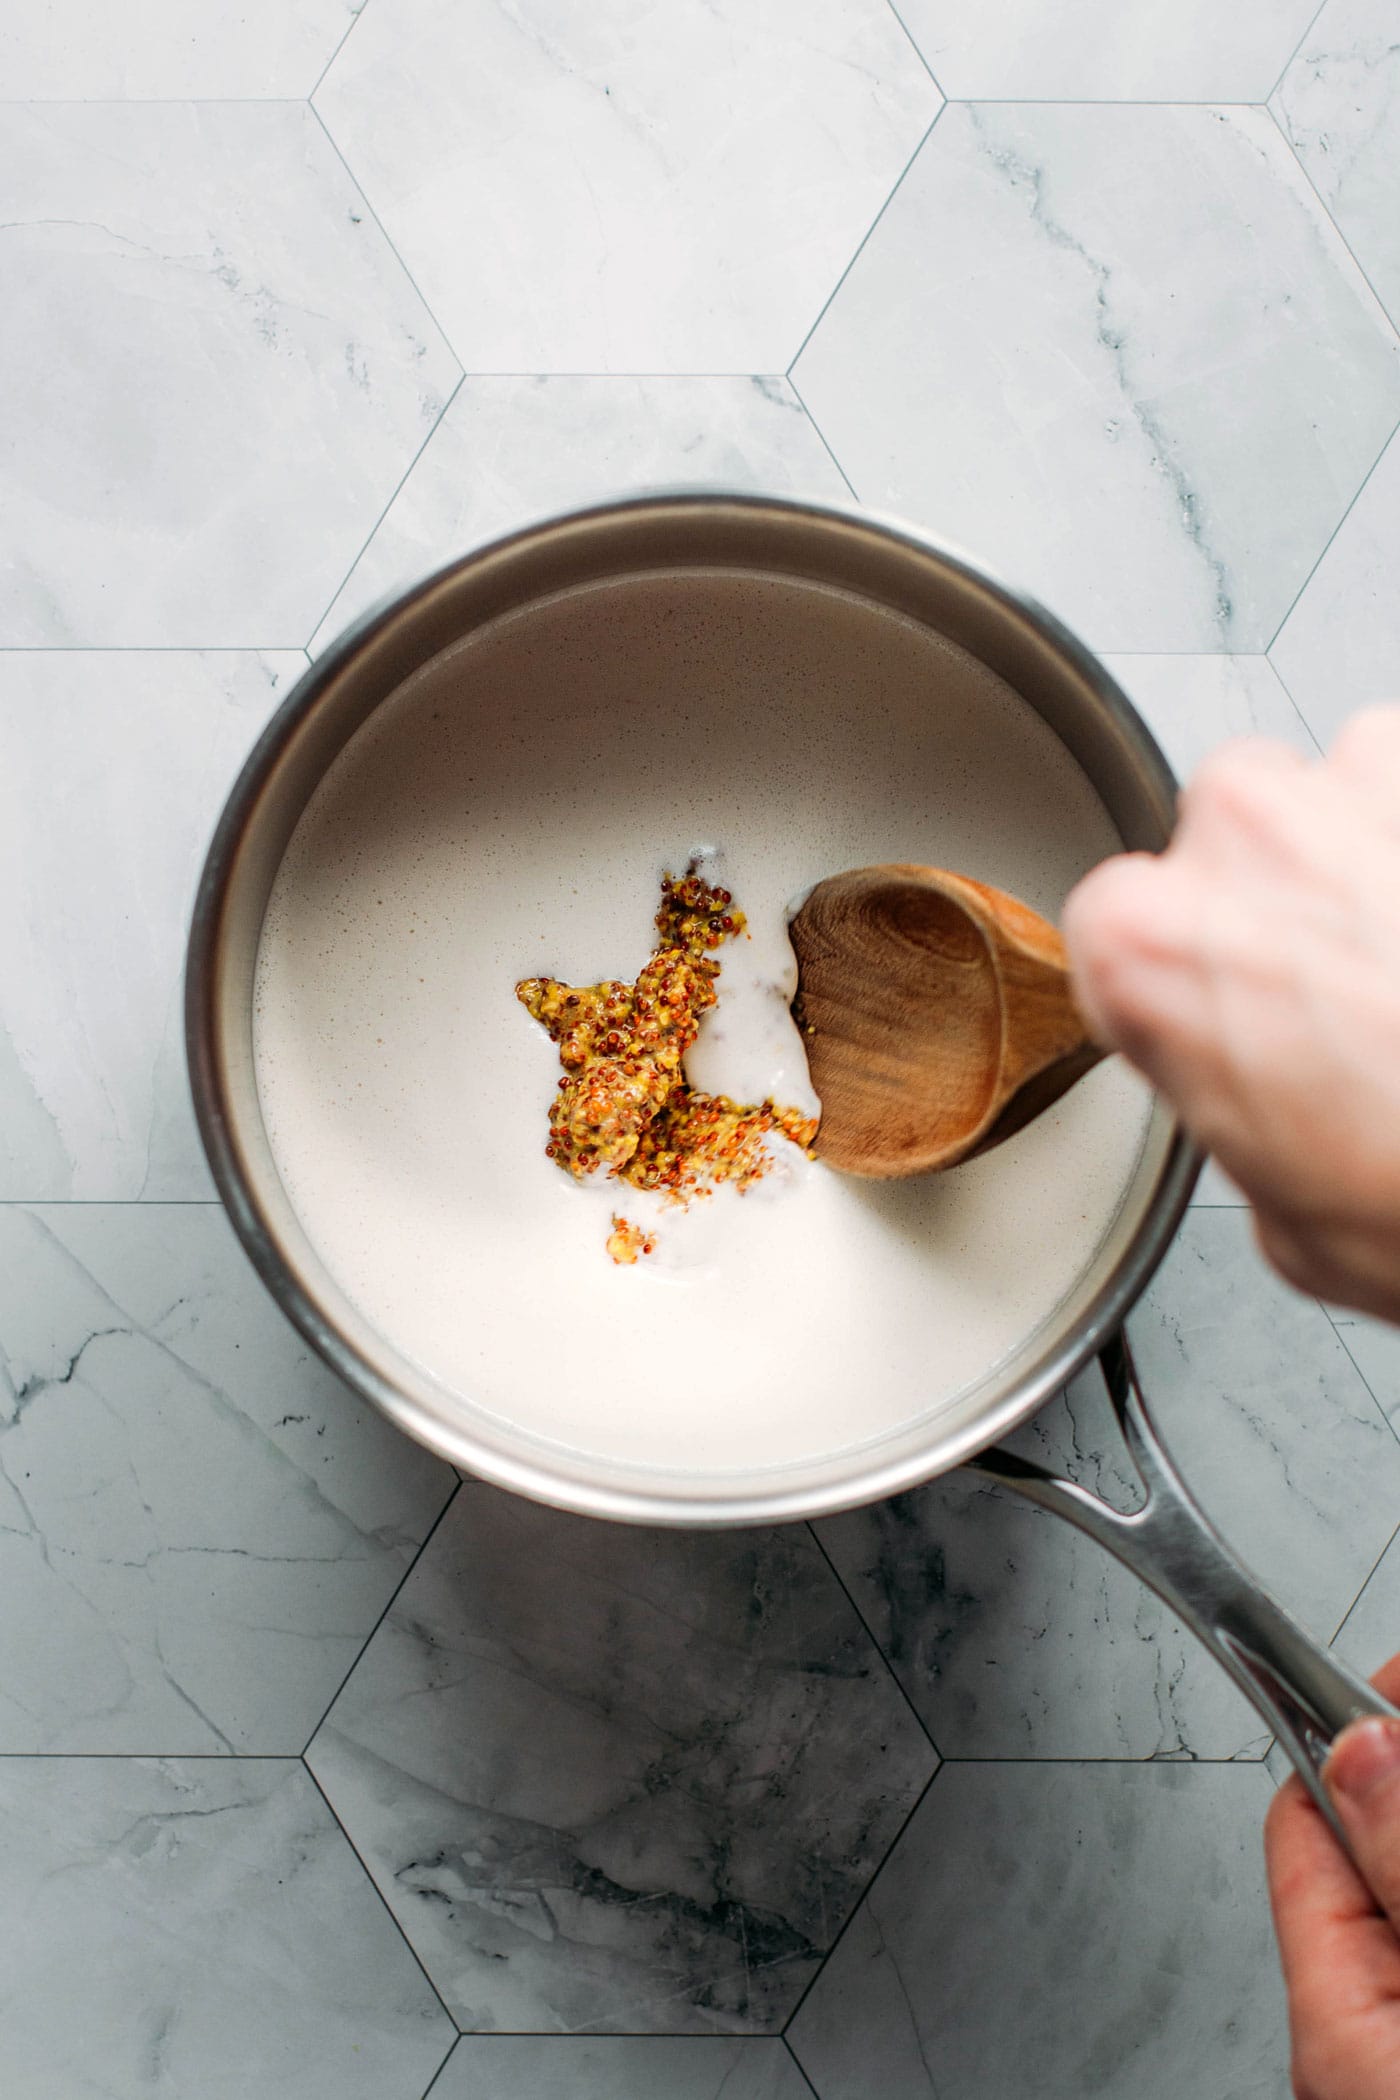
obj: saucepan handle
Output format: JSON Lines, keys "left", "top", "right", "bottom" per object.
{"left": 968, "top": 1331, "right": 1399, "bottom": 1851}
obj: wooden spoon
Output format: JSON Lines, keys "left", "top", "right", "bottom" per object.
{"left": 788, "top": 864, "right": 1106, "bottom": 1177}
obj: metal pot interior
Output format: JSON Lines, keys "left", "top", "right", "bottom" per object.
{"left": 187, "top": 495, "right": 1197, "bottom": 1525}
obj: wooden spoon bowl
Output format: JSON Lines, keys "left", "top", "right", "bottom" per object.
{"left": 789, "top": 864, "right": 1105, "bottom": 1177}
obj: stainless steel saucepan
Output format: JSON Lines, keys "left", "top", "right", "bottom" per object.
{"left": 185, "top": 492, "right": 1396, "bottom": 1845}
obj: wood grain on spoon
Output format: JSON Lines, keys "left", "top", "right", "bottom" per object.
{"left": 788, "top": 864, "right": 1106, "bottom": 1178}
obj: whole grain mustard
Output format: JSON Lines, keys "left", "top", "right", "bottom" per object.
{"left": 517, "top": 872, "right": 818, "bottom": 1262}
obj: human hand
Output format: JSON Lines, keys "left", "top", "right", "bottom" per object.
{"left": 1063, "top": 706, "right": 1400, "bottom": 1321}
{"left": 1266, "top": 1655, "right": 1400, "bottom": 2100}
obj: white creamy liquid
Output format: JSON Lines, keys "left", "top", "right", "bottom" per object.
{"left": 254, "top": 572, "right": 1156, "bottom": 1477}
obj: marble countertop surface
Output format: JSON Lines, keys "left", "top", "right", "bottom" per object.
{"left": 4, "top": 1, "right": 1400, "bottom": 2093}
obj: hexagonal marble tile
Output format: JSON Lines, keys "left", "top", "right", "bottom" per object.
{"left": 786, "top": 1762, "right": 1287, "bottom": 2099}
{"left": 815, "top": 1210, "right": 1400, "bottom": 1759}
{"left": 307, "top": 1484, "right": 936, "bottom": 2034}
{"left": 0, "top": 1757, "right": 454, "bottom": 2100}
{"left": 1, "top": 0, "right": 361, "bottom": 95}
{"left": 314, "top": 0, "right": 941, "bottom": 372}
{"left": 431, "top": 2037, "right": 811, "bottom": 2099}
{"left": 1270, "top": 426, "right": 1400, "bottom": 747}
{"left": 1273, "top": 0, "right": 1400, "bottom": 331}
{"left": 0, "top": 102, "right": 458, "bottom": 646}
{"left": 0, "top": 1203, "right": 454, "bottom": 1752}
{"left": 312, "top": 376, "right": 851, "bottom": 652}
{"left": 793, "top": 103, "right": 1400, "bottom": 653}
{"left": 0, "top": 652, "right": 299, "bottom": 1201}
{"left": 892, "top": 0, "right": 1319, "bottom": 101}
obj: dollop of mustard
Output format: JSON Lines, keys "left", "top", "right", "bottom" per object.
{"left": 517, "top": 871, "right": 817, "bottom": 1261}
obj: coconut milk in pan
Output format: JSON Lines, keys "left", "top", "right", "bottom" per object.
{"left": 253, "top": 570, "right": 1154, "bottom": 1474}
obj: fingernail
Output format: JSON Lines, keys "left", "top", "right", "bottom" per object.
{"left": 1325, "top": 1717, "right": 1400, "bottom": 1805}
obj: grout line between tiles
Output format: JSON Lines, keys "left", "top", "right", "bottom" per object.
{"left": 307, "top": 95, "right": 465, "bottom": 369}
{"left": 784, "top": 2034, "right": 825, "bottom": 2098}
{"left": 1108, "top": 646, "right": 1318, "bottom": 764}
{"left": 302, "top": 366, "right": 465, "bottom": 648}
{"left": 1264, "top": 0, "right": 1329, "bottom": 104}
{"left": 1323, "top": 1306, "right": 1400, "bottom": 1461}
{"left": 308, "top": 0, "right": 378, "bottom": 103}
{"left": 786, "top": 102, "right": 946, "bottom": 378}
{"left": 315, "top": 370, "right": 798, "bottom": 380}
{"left": 1264, "top": 100, "right": 1400, "bottom": 334}
{"left": 0, "top": 1750, "right": 1273, "bottom": 1763}
{"left": 418, "top": 2042, "right": 459, "bottom": 2100}
{"left": 787, "top": 376, "right": 858, "bottom": 501}
{"left": 781, "top": 1762, "right": 944, "bottom": 2037}
{"left": 397, "top": 2027, "right": 813, "bottom": 2039}
{"left": 881, "top": 0, "right": 943, "bottom": 96}
{"left": 1265, "top": 651, "right": 1329, "bottom": 753}
{"left": 299, "top": 1478, "right": 461, "bottom": 1755}
{"left": 0, "top": 645, "right": 308, "bottom": 654}
{"left": 300, "top": 104, "right": 470, "bottom": 641}
{"left": 943, "top": 95, "right": 1284, "bottom": 107}
{"left": 301, "top": 1755, "right": 462, "bottom": 2041}
{"left": 0, "top": 95, "right": 310, "bottom": 106}
{"left": 1329, "top": 1513, "right": 1400, "bottom": 1659}
{"left": 1275, "top": 687, "right": 1326, "bottom": 757}
{"left": 1264, "top": 414, "right": 1400, "bottom": 658}
{"left": 804, "top": 1523, "right": 941, "bottom": 1762}
{"left": 0, "top": 93, "right": 1330, "bottom": 120}
{"left": 927, "top": 1753, "right": 1277, "bottom": 1765}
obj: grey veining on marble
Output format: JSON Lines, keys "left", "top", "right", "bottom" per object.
{"left": 0, "top": 1757, "right": 453, "bottom": 2100}
{"left": 787, "top": 1762, "right": 1288, "bottom": 2100}
{"left": 313, "top": 375, "right": 851, "bottom": 653}
{"left": 0, "top": 653, "right": 299, "bottom": 1201}
{"left": 1273, "top": 0, "right": 1400, "bottom": 331}
{"left": 1270, "top": 425, "right": 1400, "bottom": 747}
{"left": 0, "top": 0, "right": 361, "bottom": 96}
{"left": 313, "top": 0, "right": 941, "bottom": 372}
{"left": 895, "top": 0, "right": 1320, "bottom": 101}
{"left": 0, "top": 101, "right": 458, "bottom": 646}
{"left": 0, "top": 1204, "right": 453, "bottom": 1752}
{"left": 307, "top": 1484, "right": 935, "bottom": 2034}
{"left": 432, "top": 2036, "right": 812, "bottom": 2100}
{"left": 794, "top": 101, "right": 1400, "bottom": 653}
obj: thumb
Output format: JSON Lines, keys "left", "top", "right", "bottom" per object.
{"left": 1324, "top": 1716, "right": 1400, "bottom": 1926}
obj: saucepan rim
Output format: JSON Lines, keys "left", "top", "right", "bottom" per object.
{"left": 185, "top": 487, "right": 1202, "bottom": 1525}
